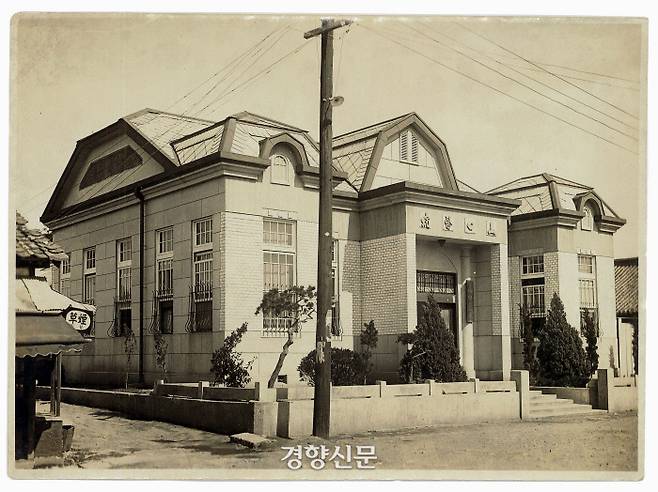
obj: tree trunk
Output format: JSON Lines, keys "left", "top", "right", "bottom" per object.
{"left": 268, "top": 335, "right": 295, "bottom": 388}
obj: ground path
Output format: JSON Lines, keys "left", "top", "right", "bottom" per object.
{"left": 50, "top": 403, "right": 637, "bottom": 473}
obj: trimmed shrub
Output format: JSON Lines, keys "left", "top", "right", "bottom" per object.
{"left": 210, "top": 323, "right": 253, "bottom": 387}
{"left": 298, "top": 348, "right": 368, "bottom": 386}
{"left": 536, "top": 293, "right": 589, "bottom": 387}
{"left": 360, "top": 320, "right": 379, "bottom": 384}
{"left": 397, "top": 295, "right": 467, "bottom": 383}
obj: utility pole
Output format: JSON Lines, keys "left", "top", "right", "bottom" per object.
{"left": 304, "top": 18, "right": 351, "bottom": 438}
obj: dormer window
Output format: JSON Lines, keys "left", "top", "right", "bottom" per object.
{"left": 399, "top": 130, "right": 419, "bottom": 164}
{"left": 270, "top": 154, "right": 290, "bottom": 185}
{"left": 581, "top": 204, "right": 594, "bottom": 231}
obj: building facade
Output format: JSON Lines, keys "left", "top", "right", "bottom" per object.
{"left": 41, "top": 109, "right": 625, "bottom": 385}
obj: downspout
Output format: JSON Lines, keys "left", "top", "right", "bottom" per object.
{"left": 135, "top": 187, "right": 145, "bottom": 385}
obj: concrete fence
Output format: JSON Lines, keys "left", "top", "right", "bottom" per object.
{"left": 277, "top": 379, "right": 519, "bottom": 438}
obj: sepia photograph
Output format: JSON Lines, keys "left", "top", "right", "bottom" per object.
{"left": 6, "top": 4, "right": 648, "bottom": 481}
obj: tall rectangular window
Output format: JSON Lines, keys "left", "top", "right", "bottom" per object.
{"left": 115, "top": 238, "right": 132, "bottom": 336}
{"left": 263, "top": 219, "right": 296, "bottom": 336}
{"left": 83, "top": 247, "right": 96, "bottom": 305}
{"left": 579, "top": 254, "right": 598, "bottom": 336}
{"left": 156, "top": 227, "right": 174, "bottom": 333}
{"left": 521, "top": 254, "right": 545, "bottom": 318}
{"left": 60, "top": 254, "right": 71, "bottom": 298}
{"left": 190, "top": 217, "right": 213, "bottom": 332}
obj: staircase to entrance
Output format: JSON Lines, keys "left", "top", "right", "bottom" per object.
{"left": 528, "top": 389, "right": 601, "bottom": 418}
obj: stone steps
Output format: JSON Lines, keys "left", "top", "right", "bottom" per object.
{"left": 527, "top": 389, "right": 599, "bottom": 419}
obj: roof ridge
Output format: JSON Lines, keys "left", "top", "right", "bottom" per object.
{"left": 231, "top": 110, "right": 308, "bottom": 133}
{"left": 333, "top": 112, "right": 416, "bottom": 141}
{"left": 125, "top": 108, "right": 217, "bottom": 125}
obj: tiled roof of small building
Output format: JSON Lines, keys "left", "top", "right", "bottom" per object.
{"left": 16, "top": 212, "right": 68, "bottom": 266}
{"left": 615, "top": 257, "right": 639, "bottom": 317}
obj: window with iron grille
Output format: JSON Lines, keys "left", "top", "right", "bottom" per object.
{"left": 416, "top": 271, "right": 456, "bottom": 294}
{"left": 155, "top": 227, "right": 174, "bottom": 333}
{"left": 522, "top": 255, "right": 544, "bottom": 275}
{"left": 191, "top": 251, "right": 213, "bottom": 332}
{"left": 522, "top": 283, "right": 545, "bottom": 317}
{"left": 263, "top": 218, "right": 296, "bottom": 336}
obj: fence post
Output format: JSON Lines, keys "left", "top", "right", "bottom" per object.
{"left": 469, "top": 377, "right": 480, "bottom": 394}
{"left": 510, "top": 370, "right": 529, "bottom": 419}
{"left": 153, "top": 379, "right": 164, "bottom": 396}
{"left": 197, "top": 381, "right": 209, "bottom": 400}
{"left": 375, "top": 380, "right": 387, "bottom": 398}
{"left": 597, "top": 368, "right": 614, "bottom": 412}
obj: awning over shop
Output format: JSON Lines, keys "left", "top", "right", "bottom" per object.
{"left": 16, "top": 277, "right": 95, "bottom": 314}
{"left": 15, "top": 313, "right": 86, "bottom": 358}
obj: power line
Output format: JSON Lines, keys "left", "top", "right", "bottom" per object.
{"left": 400, "top": 22, "right": 637, "bottom": 142}
{"left": 454, "top": 22, "right": 639, "bottom": 121}
{"left": 359, "top": 24, "right": 637, "bottom": 155}
{"left": 411, "top": 21, "right": 638, "bottom": 132}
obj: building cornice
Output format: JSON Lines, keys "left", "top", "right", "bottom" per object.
{"left": 358, "top": 181, "right": 521, "bottom": 217}
{"left": 597, "top": 214, "right": 626, "bottom": 233}
{"left": 508, "top": 208, "right": 583, "bottom": 231}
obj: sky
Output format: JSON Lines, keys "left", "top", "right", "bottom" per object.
{"left": 10, "top": 14, "right": 645, "bottom": 258}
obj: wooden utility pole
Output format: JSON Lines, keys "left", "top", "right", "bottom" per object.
{"left": 304, "top": 18, "right": 351, "bottom": 438}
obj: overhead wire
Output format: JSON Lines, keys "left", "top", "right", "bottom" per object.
{"left": 399, "top": 22, "right": 637, "bottom": 142}
{"left": 358, "top": 23, "right": 637, "bottom": 155}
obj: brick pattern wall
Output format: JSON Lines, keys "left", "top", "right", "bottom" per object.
{"left": 543, "top": 251, "right": 560, "bottom": 307}
{"left": 360, "top": 233, "right": 409, "bottom": 336}
{"left": 490, "top": 243, "right": 509, "bottom": 337}
{"left": 342, "top": 239, "right": 362, "bottom": 335}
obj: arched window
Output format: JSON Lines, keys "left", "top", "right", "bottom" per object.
{"left": 581, "top": 204, "right": 594, "bottom": 231}
{"left": 270, "top": 154, "right": 290, "bottom": 185}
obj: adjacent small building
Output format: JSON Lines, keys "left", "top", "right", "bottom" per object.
{"left": 40, "top": 109, "right": 627, "bottom": 385}
{"left": 614, "top": 257, "right": 639, "bottom": 376}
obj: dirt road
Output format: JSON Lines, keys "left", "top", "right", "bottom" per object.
{"left": 45, "top": 403, "right": 637, "bottom": 474}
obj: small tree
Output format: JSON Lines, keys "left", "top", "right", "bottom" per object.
{"left": 153, "top": 328, "right": 169, "bottom": 381}
{"left": 210, "top": 323, "right": 253, "bottom": 387}
{"left": 397, "top": 295, "right": 467, "bottom": 383}
{"left": 256, "top": 285, "right": 316, "bottom": 388}
{"left": 519, "top": 305, "right": 540, "bottom": 384}
{"left": 123, "top": 328, "right": 136, "bottom": 389}
{"left": 536, "top": 293, "right": 589, "bottom": 387}
{"left": 298, "top": 348, "right": 368, "bottom": 386}
{"left": 360, "top": 320, "right": 379, "bottom": 384}
{"left": 580, "top": 309, "right": 599, "bottom": 379}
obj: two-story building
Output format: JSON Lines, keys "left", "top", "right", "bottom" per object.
{"left": 41, "top": 108, "right": 625, "bottom": 385}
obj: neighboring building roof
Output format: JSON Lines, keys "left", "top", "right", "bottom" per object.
{"left": 16, "top": 212, "right": 68, "bottom": 267}
{"left": 488, "top": 172, "right": 620, "bottom": 218}
{"left": 615, "top": 257, "right": 639, "bottom": 317}
{"left": 16, "top": 277, "right": 95, "bottom": 315}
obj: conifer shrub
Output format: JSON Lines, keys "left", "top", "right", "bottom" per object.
{"left": 210, "top": 323, "right": 253, "bottom": 387}
{"left": 397, "top": 295, "right": 467, "bottom": 383}
{"left": 536, "top": 293, "right": 589, "bottom": 387}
